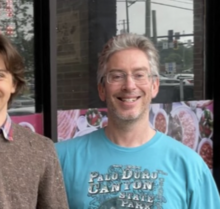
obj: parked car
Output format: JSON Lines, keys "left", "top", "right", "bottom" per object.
{"left": 10, "top": 95, "right": 35, "bottom": 108}
{"left": 183, "top": 78, "right": 194, "bottom": 84}
{"left": 172, "top": 74, "right": 194, "bottom": 85}
{"left": 159, "top": 75, "right": 180, "bottom": 84}
{"left": 173, "top": 73, "right": 194, "bottom": 80}
{"left": 182, "top": 68, "right": 193, "bottom": 73}
{"left": 8, "top": 106, "right": 35, "bottom": 116}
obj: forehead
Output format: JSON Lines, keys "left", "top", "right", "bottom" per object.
{"left": 0, "top": 53, "right": 6, "bottom": 67}
{"left": 107, "top": 48, "right": 150, "bottom": 71}
{"left": 0, "top": 55, "right": 11, "bottom": 75}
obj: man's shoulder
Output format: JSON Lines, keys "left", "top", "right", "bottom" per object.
{"left": 12, "top": 122, "right": 54, "bottom": 151}
{"left": 55, "top": 128, "right": 102, "bottom": 151}
{"left": 158, "top": 132, "right": 203, "bottom": 162}
{"left": 157, "top": 132, "right": 209, "bottom": 178}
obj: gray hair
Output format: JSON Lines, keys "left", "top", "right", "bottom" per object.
{"left": 97, "top": 33, "right": 159, "bottom": 84}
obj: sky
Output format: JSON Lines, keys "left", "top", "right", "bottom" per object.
{"left": 116, "top": 0, "right": 194, "bottom": 42}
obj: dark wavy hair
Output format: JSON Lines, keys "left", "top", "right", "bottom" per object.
{"left": 0, "top": 34, "right": 26, "bottom": 104}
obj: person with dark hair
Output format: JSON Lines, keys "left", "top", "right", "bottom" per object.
{"left": 0, "top": 34, "right": 68, "bottom": 209}
{"left": 56, "top": 33, "right": 220, "bottom": 208}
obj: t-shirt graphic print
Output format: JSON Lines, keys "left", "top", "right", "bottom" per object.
{"left": 88, "top": 164, "right": 167, "bottom": 209}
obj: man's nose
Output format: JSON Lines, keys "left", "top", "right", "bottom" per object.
{"left": 122, "top": 74, "right": 137, "bottom": 90}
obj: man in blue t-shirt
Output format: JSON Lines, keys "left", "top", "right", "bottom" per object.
{"left": 56, "top": 33, "right": 220, "bottom": 209}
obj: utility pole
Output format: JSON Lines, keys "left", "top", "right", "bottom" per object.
{"left": 118, "top": 19, "right": 127, "bottom": 34}
{"left": 182, "top": 31, "right": 185, "bottom": 70}
{"left": 145, "top": 0, "right": 151, "bottom": 37}
{"left": 122, "top": 19, "right": 126, "bottom": 32}
{"left": 152, "top": 10, "right": 157, "bottom": 45}
{"left": 125, "top": 0, "right": 130, "bottom": 32}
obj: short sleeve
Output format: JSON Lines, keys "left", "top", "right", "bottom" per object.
{"left": 188, "top": 164, "right": 220, "bottom": 208}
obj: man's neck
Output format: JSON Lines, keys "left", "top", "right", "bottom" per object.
{"left": 105, "top": 116, "right": 156, "bottom": 148}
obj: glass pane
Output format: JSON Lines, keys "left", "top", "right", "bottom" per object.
{"left": 56, "top": 0, "right": 204, "bottom": 109}
{"left": 57, "top": 0, "right": 90, "bottom": 110}
{"left": 117, "top": 0, "right": 199, "bottom": 103}
{"left": 0, "top": 0, "right": 35, "bottom": 115}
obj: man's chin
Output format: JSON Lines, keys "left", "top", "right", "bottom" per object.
{"left": 114, "top": 112, "right": 141, "bottom": 122}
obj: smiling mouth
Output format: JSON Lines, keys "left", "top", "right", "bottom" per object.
{"left": 118, "top": 97, "right": 141, "bottom": 102}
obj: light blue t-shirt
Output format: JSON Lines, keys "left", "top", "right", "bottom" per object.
{"left": 55, "top": 129, "right": 220, "bottom": 209}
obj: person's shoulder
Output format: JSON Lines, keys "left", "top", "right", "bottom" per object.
{"left": 158, "top": 132, "right": 204, "bottom": 163}
{"left": 55, "top": 128, "right": 102, "bottom": 151}
{"left": 12, "top": 122, "right": 54, "bottom": 151}
{"left": 158, "top": 132, "right": 210, "bottom": 178}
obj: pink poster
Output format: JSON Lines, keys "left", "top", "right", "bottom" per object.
{"left": 11, "top": 113, "right": 43, "bottom": 135}
{"left": 57, "top": 100, "right": 213, "bottom": 170}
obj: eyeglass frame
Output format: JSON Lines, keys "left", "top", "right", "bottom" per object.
{"left": 100, "top": 70, "right": 158, "bottom": 85}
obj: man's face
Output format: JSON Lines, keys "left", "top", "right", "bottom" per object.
{"left": 98, "top": 48, "right": 159, "bottom": 122}
{"left": 0, "top": 54, "right": 16, "bottom": 117}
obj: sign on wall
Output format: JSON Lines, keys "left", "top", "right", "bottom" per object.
{"left": 57, "top": 100, "right": 213, "bottom": 170}
{"left": 11, "top": 113, "right": 43, "bottom": 135}
{"left": 57, "top": 10, "right": 81, "bottom": 64}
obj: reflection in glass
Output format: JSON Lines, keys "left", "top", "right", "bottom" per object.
{"left": 116, "top": 0, "right": 196, "bottom": 102}
{"left": 0, "top": 0, "right": 35, "bottom": 115}
{"left": 55, "top": 0, "right": 204, "bottom": 108}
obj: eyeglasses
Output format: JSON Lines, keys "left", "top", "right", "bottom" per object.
{"left": 102, "top": 70, "right": 157, "bottom": 85}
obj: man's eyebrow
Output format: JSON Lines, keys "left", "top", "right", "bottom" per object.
{"left": 0, "top": 69, "right": 9, "bottom": 73}
{"left": 108, "top": 69, "right": 125, "bottom": 72}
{"left": 134, "top": 67, "right": 149, "bottom": 71}
{"left": 0, "top": 69, "right": 7, "bottom": 72}
{"left": 109, "top": 67, "right": 149, "bottom": 70}
{"left": 109, "top": 67, "right": 149, "bottom": 73}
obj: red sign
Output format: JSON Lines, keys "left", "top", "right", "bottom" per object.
{"left": 11, "top": 113, "right": 43, "bottom": 135}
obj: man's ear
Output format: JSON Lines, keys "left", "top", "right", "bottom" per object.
{"left": 98, "top": 83, "right": 106, "bottom": 101}
{"left": 151, "top": 77, "right": 159, "bottom": 99}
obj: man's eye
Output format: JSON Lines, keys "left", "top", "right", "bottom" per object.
{"left": 111, "top": 73, "right": 124, "bottom": 80}
{"left": 0, "top": 73, "right": 5, "bottom": 78}
{"left": 134, "top": 73, "right": 145, "bottom": 79}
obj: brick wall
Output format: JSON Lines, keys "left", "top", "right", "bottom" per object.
{"left": 56, "top": 0, "right": 116, "bottom": 110}
{"left": 193, "top": 0, "right": 205, "bottom": 99}
{"left": 88, "top": 0, "right": 116, "bottom": 108}
{"left": 57, "top": 0, "right": 89, "bottom": 110}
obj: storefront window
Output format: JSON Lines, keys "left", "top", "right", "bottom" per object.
{"left": 117, "top": 0, "right": 197, "bottom": 103}
{"left": 56, "top": 0, "right": 204, "bottom": 109}
{"left": 0, "top": 0, "right": 35, "bottom": 115}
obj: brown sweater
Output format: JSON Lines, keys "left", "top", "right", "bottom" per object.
{"left": 0, "top": 123, "right": 69, "bottom": 209}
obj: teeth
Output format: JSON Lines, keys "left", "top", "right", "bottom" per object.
{"left": 121, "top": 98, "right": 137, "bottom": 102}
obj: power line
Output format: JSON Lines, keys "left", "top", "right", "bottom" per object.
{"left": 152, "top": 1, "right": 192, "bottom": 10}
{"left": 157, "top": 33, "right": 193, "bottom": 39}
{"left": 127, "top": 0, "right": 138, "bottom": 7}
{"left": 117, "top": 0, "right": 193, "bottom": 11}
{"left": 181, "top": 0, "right": 193, "bottom": 1}
{"left": 161, "top": 0, "right": 192, "bottom": 5}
